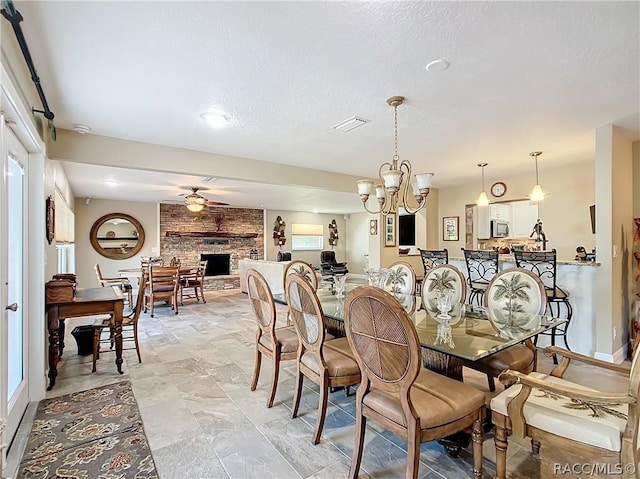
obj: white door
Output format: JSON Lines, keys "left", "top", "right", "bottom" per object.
{"left": 1, "top": 126, "right": 29, "bottom": 447}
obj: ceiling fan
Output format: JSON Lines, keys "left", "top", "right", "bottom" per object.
{"left": 181, "top": 187, "right": 229, "bottom": 211}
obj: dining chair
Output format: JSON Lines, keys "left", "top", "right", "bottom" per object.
{"left": 144, "top": 265, "right": 179, "bottom": 317}
{"left": 283, "top": 260, "right": 319, "bottom": 290}
{"left": 285, "top": 273, "right": 361, "bottom": 445}
{"left": 492, "top": 345, "right": 639, "bottom": 479}
{"left": 344, "top": 286, "right": 485, "bottom": 479}
{"left": 513, "top": 249, "right": 573, "bottom": 361}
{"left": 179, "top": 260, "right": 207, "bottom": 305}
{"left": 417, "top": 248, "right": 449, "bottom": 276}
{"left": 94, "top": 263, "right": 133, "bottom": 305}
{"left": 462, "top": 267, "right": 547, "bottom": 392}
{"left": 461, "top": 249, "right": 500, "bottom": 305}
{"left": 92, "top": 272, "right": 145, "bottom": 372}
{"left": 247, "top": 269, "right": 299, "bottom": 408}
{"left": 384, "top": 261, "right": 417, "bottom": 295}
{"left": 421, "top": 264, "right": 467, "bottom": 311}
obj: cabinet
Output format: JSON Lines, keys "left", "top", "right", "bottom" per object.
{"left": 490, "top": 204, "right": 511, "bottom": 221}
{"left": 510, "top": 202, "right": 538, "bottom": 237}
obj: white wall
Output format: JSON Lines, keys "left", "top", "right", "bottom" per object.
{"left": 264, "top": 210, "right": 347, "bottom": 267}
{"left": 74, "top": 198, "right": 158, "bottom": 286}
{"left": 346, "top": 212, "right": 368, "bottom": 274}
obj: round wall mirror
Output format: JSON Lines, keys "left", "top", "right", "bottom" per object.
{"left": 90, "top": 213, "right": 145, "bottom": 260}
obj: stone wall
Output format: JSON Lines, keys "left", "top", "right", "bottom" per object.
{"left": 159, "top": 204, "right": 264, "bottom": 274}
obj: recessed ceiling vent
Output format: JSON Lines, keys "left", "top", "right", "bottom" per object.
{"left": 332, "top": 116, "right": 370, "bottom": 132}
{"left": 202, "top": 176, "right": 217, "bottom": 182}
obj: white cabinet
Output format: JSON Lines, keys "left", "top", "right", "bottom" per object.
{"left": 510, "top": 202, "right": 538, "bottom": 237}
{"left": 490, "top": 204, "right": 511, "bottom": 221}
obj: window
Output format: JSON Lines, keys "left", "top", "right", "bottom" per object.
{"left": 291, "top": 223, "right": 323, "bottom": 251}
{"left": 56, "top": 243, "right": 75, "bottom": 274}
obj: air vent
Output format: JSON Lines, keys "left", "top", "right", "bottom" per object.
{"left": 332, "top": 116, "right": 370, "bottom": 132}
{"left": 202, "top": 176, "right": 217, "bottom": 182}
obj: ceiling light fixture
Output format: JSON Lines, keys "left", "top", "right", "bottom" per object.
{"left": 425, "top": 59, "right": 450, "bottom": 72}
{"left": 356, "top": 96, "right": 434, "bottom": 215}
{"left": 529, "top": 151, "right": 546, "bottom": 202}
{"left": 476, "top": 163, "right": 489, "bottom": 207}
{"left": 201, "top": 112, "right": 228, "bottom": 128}
{"left": 184, "top": 187, "right": 206, "bottom": 212}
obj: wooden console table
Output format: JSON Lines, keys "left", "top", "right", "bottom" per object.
{"left": 46, "top": 286, "right": 125, "bottom": 390}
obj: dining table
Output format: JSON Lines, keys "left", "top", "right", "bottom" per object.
{"left": 273, "top": 282, "right": 568, "bottom": 382}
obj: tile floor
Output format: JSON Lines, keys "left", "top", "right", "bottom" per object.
{"left": 7, "top": 290, "right": 629, "bottom": 479}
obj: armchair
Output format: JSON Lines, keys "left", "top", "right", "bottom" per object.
{"left": 320, "top": 250, "right": 348, "bottom": 277}
{"left": 491, "top": 346, "right": 637, "bottom": 479}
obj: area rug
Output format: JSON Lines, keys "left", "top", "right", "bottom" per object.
{"left": 18, "top": 381, "right": 158, "bottom": 479}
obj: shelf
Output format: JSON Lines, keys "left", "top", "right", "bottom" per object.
{"left": 97, "top": 237, "right": 139, "bottom": 240}
{"left": 165, "top": 231, "right": 258, "bottom": 239}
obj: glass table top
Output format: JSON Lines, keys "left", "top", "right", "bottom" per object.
{"left": 273, "top": 283, "right": 567, "bottom": 362}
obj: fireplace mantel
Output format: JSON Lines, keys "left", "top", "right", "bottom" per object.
{"left": 165, "top": 231, "right": 258, "bottom": 239}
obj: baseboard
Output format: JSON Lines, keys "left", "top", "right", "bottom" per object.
{"left": 594, "top": 345, "right": 627, "bottom": 364}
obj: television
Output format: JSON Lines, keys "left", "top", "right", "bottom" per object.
{"left": 398, "top": 214, "right": 416, "bottom": 246}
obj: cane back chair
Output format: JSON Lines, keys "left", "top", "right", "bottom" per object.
{"left": 247, "top": 269, "right": 298, "bottom": 408}
{"left": 344, "top": 286, "right": 485, "bottom": 479}
{"left": 285, "top": 273, "right": 361, "bottom": 445}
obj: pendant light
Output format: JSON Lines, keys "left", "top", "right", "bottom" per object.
{"left": 529, "top": 151, "right": 546, "bottom": 202}
{"left": 476, "top": 163, "right": 489, "bottom": 206}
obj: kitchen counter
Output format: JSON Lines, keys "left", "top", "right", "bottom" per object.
{"left": 450, "top": 255, "right": 600, "bottom": 266}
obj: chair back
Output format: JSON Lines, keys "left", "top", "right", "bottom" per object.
{"left": 285, "top": 273, "right": 326, "bottom": 354}
{"left": 320, "top": 250, "right": 338, "bottom": 266}
{"left": 283, "top": 260, "right": 318, "bottom": 290}
{"left": 149, "top": 265, "right": 179, "bottom": 292}
{"left": 170, "top": 256, "right": 181, "bottom": 267}
{"left": 277, "top": 251, "right": 292, "bottom": 262}
{"left": 247, "top": 269, "right": 276, "bottom": 335}
{"left": 462, "top": 248, "right": 499, "bottom": 286}
{"left": 422, "top": 264, "right": 467, "bottom": 310}
{"left": 94, "top": 263, "right": 105, "bottom": 285}
{"left": 628, "top": 344, "right": 640, "bottom": 400}
{"left": 418, "top": 248, "right": 449, "bottom": 275}
{"left": 513, "top": 249, "right": 558, "bottom": 292}
{"left": 195, "top": 260, "right": 207, "bottom": 280}
{"left": 384, "top": 261, "right": 416, "bottom": 295}
{"left": 484, "top": 267, "right": 547, "bottom": 315}
{"left": 131, "top": 273, "right": 147, "bottom": 322}
{"left": 344, "top": 286, "right": 421, "bottom": 395}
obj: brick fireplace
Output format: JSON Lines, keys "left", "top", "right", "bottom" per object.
{"left": 160, "top": 204, "right": 264, "bottom": 290}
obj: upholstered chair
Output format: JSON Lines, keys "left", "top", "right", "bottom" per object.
{"left": 283, "top": 260, "right": 318, "bottom": 290}
{"left": 93, "top": 273, "right": 145, "bottom": 372}
{"left": 285, "top": 273, "right": 360, "bottom": 445}
{"left": 492, "top": 345, "right": 640, "bottom": 479}
{"left": 421, "top": 264, "right": 467, "bottom": 311}
{"left": 463, "top": 267, "right": 547, "bottom": 392}
{"left": 247, "top": 269, "right": 299, "bottom": 408}
{"left": 384, "top": 261, "right": 417, "bottom": 295}
{"left": 344, "top": 286, "right": 485, "bottom": 479}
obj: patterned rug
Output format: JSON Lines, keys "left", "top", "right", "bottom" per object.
{"left": 18, "top": 381, "right": 158, "bottom": 479}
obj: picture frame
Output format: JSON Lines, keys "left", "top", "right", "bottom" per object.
{"left": 384, "top": 214, "right": 396, "bottom": 247}
{"left": 442, "top": 216, "right": 459, "bottom": 242}
{"left": 46, "top": 196, "right": 55, "bottom": 245}
{"left": 369, "top": 219, "right": 378, "bottom": 235}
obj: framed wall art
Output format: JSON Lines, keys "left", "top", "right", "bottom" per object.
{"left": 443, "top": 216, "right": 459, "bottom": 242}
{"left": 384, "top": 214, "right": 396, "bottom": 247}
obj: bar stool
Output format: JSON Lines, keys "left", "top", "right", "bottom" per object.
{"left": 461, "top": 249, "right": 499, "bottom": 305}
{"left": 514, "top": 249, "right": 573, "bottom": 362}
{"left": 418, "top": 248, "right": 449, "bottom": 275}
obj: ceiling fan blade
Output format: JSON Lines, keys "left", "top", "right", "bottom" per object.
{"left": 205, "top": 200, "right": 230, "bottom": 206}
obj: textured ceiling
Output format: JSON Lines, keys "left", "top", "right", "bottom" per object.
{"left": 12, "top": 1, "right": 640, "bottom": 210}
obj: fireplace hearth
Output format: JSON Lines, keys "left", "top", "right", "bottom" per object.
{"left": 200, "top": 253, "right": 231, "bottom": 276}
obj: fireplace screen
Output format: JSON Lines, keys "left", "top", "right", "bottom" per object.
{"left": 200, "top": 253, "right": 230, "bottom": 276}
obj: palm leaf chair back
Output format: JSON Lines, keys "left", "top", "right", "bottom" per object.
{"left": 422, "top": 264, "right": 467, "bottom": 312}
{"left": 384, "top": 261, "right": 417, "bottom": 295}
{"left": 283, "top": 260, "right": 318, "bottom": 290}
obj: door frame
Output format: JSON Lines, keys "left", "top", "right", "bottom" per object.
{"left": 1, "top": 63, "right": 47, "bottom": 464}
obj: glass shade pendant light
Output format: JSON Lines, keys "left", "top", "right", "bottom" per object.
{"left": 529, "top": 151, "right": 546, "bottom": 202}
{"left": 476, "top": 162, "right": 489, "bottom": 206}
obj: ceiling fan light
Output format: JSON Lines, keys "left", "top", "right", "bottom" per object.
{"left": 186, "top": 202, "right": 204, "bottom": 212}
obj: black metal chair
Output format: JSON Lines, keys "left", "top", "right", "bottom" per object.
{"left": 320, "top": 250, "right": 348, "bottom": 276}
{"left": 417, "top": 248, "right": 448, "bottom": 275}
{"left": 461, "top": 249, "right": 499, "bottom": 305}
{"left": 513, "top": 249, "right": 573, "bottom": 361}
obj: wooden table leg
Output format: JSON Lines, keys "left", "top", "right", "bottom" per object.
{"left": 114, "top": 303, "right": 124, "bottom": 374}
{"left": 58, "top": 319, "right": 66, "bottom": 357}
{"left": 47, "top": 326, "right": 59, "bottom": 391}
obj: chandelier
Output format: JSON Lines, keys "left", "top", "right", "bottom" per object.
{"left": 185, "top": 187, "right": 206, "bottom": 212}
{"left": 357, "top": 96, "right": 434, "bottom": 215}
